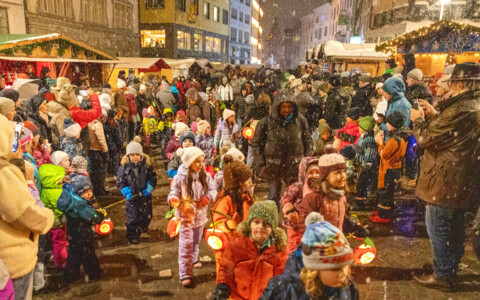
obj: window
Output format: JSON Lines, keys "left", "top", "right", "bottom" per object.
{"left": 213, "top": 6, "right": 219, "bottom": 22}
{"left": 177, "top": 31, "right": 191, "bottom": 50}
{"left": 141, "top": 30, "right": 166, "bottom": 48}
{"left": 206, "top": 36, "right": 221, "bottom": 53}
{"left": 321, "top": 14, "right": 325, "bottom": 21}
{"left": 113, "top": 2, "right": 132, "bottom": 29}
{"left": 203, "top": 2, "right": 210, "bottom": 19}
{"left": 239, "top": 11, "right": 243, "bottom": 22}
{"left": 324, "top": 27, "right": 327, "bottom": 36}
{"left": 238, "top": 30, "right": 243, "bottom": 43}
{"left": 231, "top": 8, "right": 237, "bottom": 19}
{"left": 223, "top": 9, "right": 228, "bottom": 25}
{"left": 146, "top": 0, "right": 165, "bottom": 9}
{"left": 0, "top": 8, "right": 8, "bottom": 34}
{"left": 245, "top": 0, "right": 250, "bottom": 6}
{"left": 231, "top": 28, "right": 237, "bottom": 42}
{"left": 316, "top": 16, "right": 319, "bottom": 23}
{"left": 244, "top": 32, "right": 249, "bottom": 44}
{"left": 194, "top": 34, "right": 203, "bottom": 51}
{"left": 192, "top": 0, "right": 199, "bottom": 15}
{"left": 176, "top": 0, "right": 186, "bottom": 11}
{"left": 245, "top": 14, "right": 250, "bottom": 24}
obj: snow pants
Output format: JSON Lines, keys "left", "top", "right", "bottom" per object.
{"left": 377, "top": 168, "right": 401, "bottom": 219}
{"left": 51, "top": 227, "right": 68, "bottom": 269}
{"left": 125, "top": 195, "right": 152, "bottom": 241}
{"left": 64, "top": 238, "right": 101, "bottom": 283}
{"left": 178, "top": 225, "right": 204, "bottom": 281}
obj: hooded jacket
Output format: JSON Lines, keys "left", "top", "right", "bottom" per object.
{"left": 314, "top": 121, "right": 334, "bottom": 156}
{"left": 187, "top": 96, "right": 210, "bottom": 125}
{"left": 211, "top": 191, "right": 253, "bottom": 238}
{"left": 117, "top": 154, "right": 157, "bottom": 195}
{"left": 380, "top": 78, "right": 412, "bottom": 134}
{"left": 114, "top": 89, "right": 129, "bottom": 115}
{"left": 406, "top": 82, "right": 433, "bottom": 106}
{"left": 335, "top": 121, "right": 361, "bottom": 150}
{"left": 214, "top": 118, "right": 239, "bottom": 149}
{"left": 351, "top": 84, "right": 375, "bottom": 117}
{"left": 158, "top": 83, "right": 176, "bottom": 109}
{"left": 99, "top": 92, "right": 112, "bottom": 116}
{"left": 324, "top": 86, "right": 350, "bottom": 129}
{"left": 378, "top": 128, "right": 409, "bottom": 188}
{"left": 294, "top": 91, "right": 314, "bottom": 118}
{"left": 0, "top": 115, "right": 54, "bottom": 279}
{"left": 125, "top": 93, "right": 138, "bottom": 122}
{"left": 39, "top": 164, "right": 66, "bottom": 228}
{"left": 26, "top": 93, "right": 51, "bottom": 142}
{"left": 47, "top": 100, "right": 72, "bottom": 146}
{"left": 69, "top": 93, "right": 102, "bottom": 129}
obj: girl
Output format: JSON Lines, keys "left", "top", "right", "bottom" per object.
{"left": 214, "top": 109, "right": 239, "bottom": 150}
{"left": 165, "top": 122, "right": 189, "bottom": 159}
{"left": 167, "top": 131, "right": 195, "bottom": 178}
{"left": 168, "top": 147, "right": 217, "bottom": 287}
{"left": 195, "top": 119, "right": 215, "bottom": 177}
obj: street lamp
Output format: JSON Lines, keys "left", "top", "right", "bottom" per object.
{"left": 440, "top": 0, "right": 451, "bottom": 21}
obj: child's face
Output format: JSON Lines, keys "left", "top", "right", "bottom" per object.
{"left": 182, "top": 139, "right": 194, "bottom": 148}
{"left": 81, "top": 189, "right": 93, "bottom": 201}
{"left": 128, "top": 153, "right": 141, "bottom": 164}
{"left": 250, "top": 218, "right": 272, "bottom": 245}
{"left": 306, "top": 165, "right": 320, "bottom": 179}
{"left": 326, "top": 169, "right": 347, "bottom": 188}
{"left": 60, "top": 156, "right": 70, "bottom": 170}
{"left": 241, "top": 178, "right": 253, "bottom": 194}
{"left": 190, "top": 156, "right": 204, "bottom": 173}
{"left": 321, "top": 131, "right": 331, "bottom": 141}
{"left": 204, "top": 126, "right": 211, "bottom": 135}
{"left": 227, "top": 115, "right": 236, "bottom": 124}
{"left": 319, "top": 265, "right": 350, "bottom": 287}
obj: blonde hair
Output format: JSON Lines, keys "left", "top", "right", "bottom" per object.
{"left": 299, "top": 266, "right": 351, "bottom": 298}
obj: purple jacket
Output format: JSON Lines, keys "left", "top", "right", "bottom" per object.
{"left": 168, "top": 164, "right": 217, "bottom": 228}
{"left": 214, "top": 118, "right": 239, "bottom": 149}
{"left": 196, "top": 134, "right": 215, "bottom": 166}
{"left": 165, "top": 135, "right": 180, "bottom": 159}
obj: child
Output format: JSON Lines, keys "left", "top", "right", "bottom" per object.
{"left": 104, "top": 109, "right": 123, "bottom": 174}
{"left": 57, "top": 175, "right": 103, "bottom": 283}
{"left": 354, "top": 116, "right": 379, "bottom": 211}
{"left": 260, "top": 212, "right": 359, "bottom": 300}
{"left": 214, "top": 147, "right": 244, "bottom": 192}
{"left": 167, "top": 131, "right": 195, "bottom": 178}
{"left": 165, "top": 122, "right": 189, "bottom": 159}
{"left": 195, "top": 119, "right": 215, "bottom": 177}
{"left": 24, "top": 121, "right": 51, "bottom": 168}
{"left": 60, "top": 119, "right": 82, "bottom": 160}
{"left": 213, "top": 200, "right": 287, "bottom": 300}
{"left": 141, "top": 107, "right": 158, "bottom": 153}
{"left": 51, "top": 150, "right": 71, "bottom": 184}
{"left": 160, "top": 108, "right": 174, "bottom": 149}
{"left": 340, "top": 145, "right": 360, "bottom": 195}
{"left": 117, "top": 141, "right": 157, "bottom": 244}
{"left": 314, "top": 120, "right": 334, "bottom": 156}
{"left": 88, "top": 116, "right": 109, "bottom": 196}
{"left": 281, "top": 156, "right": 319, "bottom": 253}
{"left": 39, "top": 164, "right": 68, "bottom": 269}
{"left": 211, "top": 155, "right": 254, "bottom": 274}
{"left": 335, "top": 107, "right": 361, "bottom": 151}
{"left": 167, "top": 147, "right": 217, "bottom": 287}
{"left": 370, "top": 111, "right": 409, "bottom": 223}
{"left": 214, "top": 109, "right": 239, "bottom": 149}
{"left": 175, "top": 110, "right": 187, "bottom": 124}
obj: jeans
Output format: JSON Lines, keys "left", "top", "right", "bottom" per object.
{"left": 426, "top": 204, "right": 467, "bottom": 281}
{"left": 268, "top": 180, "right": 282, "bottom": 208}
{"left": 12, "top": 270, "right": 33, "bottom": 300}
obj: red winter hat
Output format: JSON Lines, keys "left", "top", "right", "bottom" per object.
{"left": 23, "top": 121, "right": 40, "bottom": 137}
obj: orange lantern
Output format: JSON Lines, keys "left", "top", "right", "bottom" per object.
{"left": 353, "top": 241, "right": 377, "bottom": 265}
{"left": 95, "top": 218, "right": 114, "bottom": 236}
{"left": 204, "top": 228, "right": 229, "bottom": 250}
{"left": 242, "top": 126, "right": 255, "bottom": 139}
{"left": 147, "top": 105, "right": 155, "bottom": 116}
{"left": 167, "top": 216, "right": 181, "bottom": 238}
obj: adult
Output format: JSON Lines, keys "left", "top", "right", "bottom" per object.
{"left": 412, "top": 63, "right": 480, "bottom": 291}
{"left": 294, "top": 81, "right": 314, "bottom": 119}
{"left": 157, "top": 82, "right": 176, "bottom": 110}
{"left": 405, "top": 68, "right": 433, "bottom": 107}
{"left": 26, "top": 89, "right": 52, "bottom": 143}
{"left": 0, "top": 115, "right": 54, "bottom": 300}
{"left": 379, "top": 77, "right": 411, "bottom": 137}
{"left": 324, "top": 75, "right": 350, "bottom": 129}
{"left": 233, "top": 85, "right": 248, "bottom": 128}
{"left": 0, "top": 74, "right": 6, "bottom": 92}
{"left": 186, "top": 88, "right": 210, "bottom": 125}
{"left": 252, "top": 89, "right": 313, "bottom": 206}
{"left": 384, "top": 58, "right": 397, "bottom": 76}
{"left": 135, "top": 84, "right": 148, "bottom": 121}
{"left": 351, "top": 75, "right": 375, "bottom": 117}
{"left": 401, "top": 53, "right": 416, "bottom": 81}
{"left": 218, "top": 77, "right": 234, "bottom": 109}
{"left": 114, "top": 79, "right": 129, "bottom": 117}
{"left": 244, "top": 93, "right": 271, "bottom": 168}
{"left": 0, "top": 97, "right": 16, "bottom": 120}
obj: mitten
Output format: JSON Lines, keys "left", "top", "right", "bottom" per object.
{"left": 170, "top": 197, "right": 180, "bottom": 208}
{"left": 121, "top": 186, "right": 132, "bottom": 200}
{"left": 199, "top": 196, "right": 210, "bottom": 206}
{"left": 142, "top": 183, "right": 154, "bottom": 196}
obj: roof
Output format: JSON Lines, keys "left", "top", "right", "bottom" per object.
{"left": 116, "top": 57, "right": 169, "bottom": 70}
{"left": 322, "top": 41, "right": 388, "bottom": 61}
{"left": 0, "top": 33, "right": 116, "bottom": 61}
{"left": 0, "top": 56, "right": 116, "bottom": 64}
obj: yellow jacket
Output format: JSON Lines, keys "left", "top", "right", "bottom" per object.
{"left": 143, "top": 117, "right": 159, "bottom": 134}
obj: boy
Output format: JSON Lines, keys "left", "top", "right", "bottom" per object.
{"left": 370, "top": 111, "right": 409, "bottom": 223}
{"left": 167, "top": 131, "right": 195, "bottom": 178}
{"left": 60, "top": 119, "right": 82, "bottom": 159}
{"left": 104, "top": 109, "right": 123, "bottom": 174}
{"left": 117, "top": 141, "right": 157, "bottom": 244}
{"left": 335, "top": 107, "right": 361, "bottom": 151}
{"left": 313, "top": 120, "right": 334, "bottom": 156}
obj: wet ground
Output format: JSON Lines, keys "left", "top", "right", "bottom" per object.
{"left": 35, "top": 148, "right": 480, "bottom": 299}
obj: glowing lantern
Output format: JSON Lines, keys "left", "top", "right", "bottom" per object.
{"left": 204, "top": 228, "right": 229, "bottom": 250}
{"left": 95, "top": 218, "right": 114, "bottom": 236}
{"left": 167, "top": 216, "right": 181, "bottom": 238}
{"left": 147, "top": 105, "right": 155, "bottom": 116}
{"left": 354, "top": 243, "right": 377, "bottom": 265}
{"left": 242, "top": 126, "right": 255, "bottom": 139}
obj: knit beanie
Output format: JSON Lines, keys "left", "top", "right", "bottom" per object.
{"left": 126, "top": 141, "right": 143, "bottom": 156}
{"left": 436, "top": 74, "right": 451, "bottom": 91}
{"left": 346, "top": 107, "right": 361, "bottom": 120}
{"left": 386, "top": 110, "right": 406, "bottom": 129}
{"left": 318, "top": 119, "right": 332, "bottom": 136}
{"left": 133, "top": 136, "right": 142, "bottom": 143}
{"left": 197, "top": 120, "right": 211, "bottom": 135}
{"left": 71, "top": 174, "right": 93, "bottom": 196}
{"left": 63, "top": 119, "right": 81, "bottom": 138}
{"left": 71, "top": 156, "right": 88, "bottom": 172}
{"left": 139, "top": 84, "right": 146, "bottom": 91}
{"left": 191, "top": 122, "right": 198, "bottom": 134}
{"left": 318, "top": 153, "right": 346, "bottom": 182}
{"left": 223, "top": 109, "right": 235, "bottom": 121}
{"left": 301, "top": 212, "right": 354, "bottom": 270}
{"left": 51, "top": 151, "right": 69, "bottom": 165}
{"left": 23, "top": 121, "right": 40, "bottom": 137}
{"left": 329, "top": 75, "right": 341, "bottom": 87}
{"left": 340, "top": 145, "right": 356, "bottom": 160}
{"left": 358, "top": 116, "right": 376, "bottom": 131}
{"left": 177, "top": 146, "right": 205, "bottom": 168}
{"left": 20, "top": 128, "right": 33, "bottom": 146}
{"left": 173, "top": 122, "right": 189, "bottom": 137}
{"left": 226, "top": 147, "right": 245, "bottom": 162}
{"left": 407, "top": 68, "right": 423, "bottom": 81}
{"left": 223, "top": 155, "right": 253, "bottom": 189}
{"left": 0, "top": 97, "right": 15, "bottom": 116}
{"left": 185, "top": 87, "right": 199, "bottom": 101}
{"left": 0, "top": 89, "right": 20, "bottom": 103}
{"left": 179, "top": 131, "right": 196, "bottom": 146}
{"left": 358, "top": 75, "right": 371, "bottom": 83}
{"left": 247, "top": 200, "right": 278, "bottom": 229}
{"left": 117, "top": 79, "right": 126, "bottom": 89}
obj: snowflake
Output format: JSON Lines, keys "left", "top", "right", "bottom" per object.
{"left": 409, "top": 44, "right": 417, "bottom": 53}
{"left": 432, "top": 40, "right": 440, "bottom": 51}
{"left": 473, "top": 41, "right": 480, "bottom": 51}
{"left": 422, "top": 40, "right": 429, "bottom": 48}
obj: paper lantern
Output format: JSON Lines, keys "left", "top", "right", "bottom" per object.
{"left": 204, "top": 228, "right": 229, "bottom": 250}
{"left": 147, "top": 105, "right": 155, "bottom": 116}
{"left": 95, "top": 218, "right": 114, "bottom": 236}
{"left": 354, "top": 243, "right": 377, "bottom": 265}
{"left": 167, "top": 216, "right": 181, "bottom": 238}
{"left": 242, "top": 126, "right": 255, "bottom": 139}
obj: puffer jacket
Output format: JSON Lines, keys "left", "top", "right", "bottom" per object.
{"left": 335, "top": 121, "right": 361, "bottom": 150}
{"left": 214, "top": 118, "right": 239, "bottom": 149}
{"left": 211, "top": 191, "right": 253, "bottom": 237}
{"left": 104, "top": 117, "right": 123, "bottom": 149}
{"left": 233, "top": 94, "right": 247, "bottom": 120}
{"left": 158, "top": 83, "right": 176, "bottom": 109}
{"left": 196, "top": 134, "right": 215, "bottom": 166}
{"left": 252, "top": 89, "right": 312, "bottom": 181}
{"left": 324, "top": 86, "right": 350, "bottom": 129}
{"left": 59, "top": 136, "right": 82, "bottom": 159}
{"left": 406, "top": 82, "right": 433, "bottom": 106}
{"left": 69, "top": 93, "right": 102, "bottom": 129}
{"left": 356, "top": 130, "right": 379, "bottom": 167}
{"left": 39, "top": 164, "right": 66, "bottom": 228}
{"left": 380, "top": 78, "right": 412, "bottom": 134}
{"left": 165, "top": 134, "right": 180, "bottom": 159}
{"left": 216, "top": 221, "right": 288, "bottom": 300}
{"left": 114, "top": 90, "right": 129, "bottom": 115}
{"left": 187, "top": 99, "right": 210, "bottom": 125}
{"left": 351, "top": 84, "right": 375, "bottom": 117}
{"left": 294, "top": 91, "right": 314, "bottom": 118}
{"left": 117, "top": 154, "right": 157, "bottom": 195}
{"left": 414, "top": 89, "right": 480, "bottom": 209}
{"left": 88, "top": 119, "right": 108, "bottom": 152}
{"left": 378, "top": 128, "right": 409, "bottom": 188}
{"left": 125, "top": 94, "right": 138, "bottom": 122}
{"left": 167, "top": 164, "right": 217, "bottom": 228}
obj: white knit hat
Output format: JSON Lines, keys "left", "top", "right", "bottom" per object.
{"left": 51, "top": 151, "right": 69, "bottom": 165}
{"left": 197, "top": 120, "right": 211, "bottom": 135}
{"left": 226, "top": 147, "right": 245, "bottom": 162}
{"left": 407, "top": 68, "right": 423, "bottom": 81}
{"left": 139, "top": 84, "right": 147, "bottom": 91}
{"left": 126, "top": 141, "right": 143, "bottom": 156}
{"left": 318, "top": 153, "right": 346, "bottom": 182}
{"left": 223, "top": 109, "right": 235, "bottom": 121}
{"left": 63, "top": 119, "right": 81, "bottom": 138}
{"left": 173, "top": 122, "right": 189, "bottom": 137}
{"left": 117, "top": 79, "right": 126, "bottom": 89}
{"left": 288, "top": 75, "right": 296, "bottom": 81}
{"left": 291, "top": 78, "right": 302, "bottom": 89}
{"left": 177, "top": 146, "right": 205, "bottom": 168}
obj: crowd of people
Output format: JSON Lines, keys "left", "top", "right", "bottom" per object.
{"left": 1, "top": 57, "right": 480, "bottom": 299}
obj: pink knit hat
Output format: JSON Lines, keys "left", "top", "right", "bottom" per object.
{"left": 318, "top": 153, "right": 346, "bottom": 182}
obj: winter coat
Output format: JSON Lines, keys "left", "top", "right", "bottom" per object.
{"left": 165, "top": 134, "right": 180, "bottom": 159}
{"left": 135, "top": 93, "right": 148, "bottom": 118}
{"left": 196, "top": 134, "right": 215, "bottom": 166}
{"left": 69, "top": 93, "right": 102, "bottom": 129}
{"left": 294, "top": 92, "right": 314, "bottom": 118}
{"left": 158, "top": 83, "right": 176, "bottom": 109}
{"left": 117, "top": 154, "right": 157, "bottom": 195}
{"left": 114, "top": 90, "right": 129, "bottom": 116}
{"left": 143, "top": 116, "right": 159, "bottom": 134}
{"left": 216, "top": 221, "right": 288, "bottom": 300}
{"left": 380, "top": 80, "right": 412, "bottom": 134}
{"left": 314, "top": 136, "right": 334, "bottom": 156}
{"left": 211, "top": 191, "right": 253, "bottom": 237}
{"left": 33, "top": 146, "right": 51, "bottom": 168}
{"left": 307, "top": 92, "right": 324, "bottom": 130}
{"left": 252, "top": 91, "right": 313, "bottom": 182}
{"left": 167, "top": 164, "right": 217, "bottom": 228}
{"left": 0, "top": 116, "right": 54, "bottom": 279}
{"left": 324, "top": 87, "right": 350, "bottom": 129}
{"left": 125, "top": 94, "right": 138, "bottom": 122}
{"left": 167, "top": 151, "right": 183, "bottom": 178}
{"left": 406, "top": 82, "right": 433, "bottom": 106}
{"left": 99, "top": 93, "right": 112, "bottom": 116}
{"left": 176, "top": 81, "right": 185, "bottom": 109}
{"left": 414, "top": 90, "right": 480, "bottom": 209}
{"left": 104, "top": 118, "right": 123, "bottom": 150}
{"left": 374, "top": 97, "right": 388, "bottom": 120}
{"left": 260, "top": 273, "right": 359, "bottom": 300}
{"left": 234, "top": 94, "right": 247, "bottom": 120}
{"left": 26, "top": 94, "right": 51, "bottom": 142}
{"left": 88, "top": 120, "right": 108, "bottom": 152}
{"left": 218, "top": 84, "right": 234, "bottom": 103}
{"left": 335, "top": 121, "right": 361, "bottom": 150}
{"left": 39, "top": 164, "right": 66, "bottom": 228}
{"left": 231, "top": 78, "right": 242, "bottom": 96}
{"left": 355, "top": 130, "right": 379, "bottom": 167}
{"left": 245, "top": 100, "right": 270, "bottom": 122}
{"left": 47, "top": 100, "right": 72, "bottom": 146}
{"left": 214, "top": 169, "right": 224, "bottom": 191}
{"left": 214, "top": 118, "right": 239, "bottom": 149}
{"left": 187, "top": 99, "right": 211, "bottom": 125}
{"left": 351, "top": 84, "right": 374, "bottom": 117}
{"left": 378, "top": 128, "right": 409, "bottom": 188}
{"left": 59, "top": 136, "right": 82, "bottom": 159}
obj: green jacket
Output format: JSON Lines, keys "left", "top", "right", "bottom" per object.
{"left": 39, "top": 164, "right": 66, "bottom": 228}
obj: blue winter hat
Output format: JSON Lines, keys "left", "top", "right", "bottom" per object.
{"left": 301, "top": 212, "right": 354, "bottom": 270}
{"left": 340, "top": 145, "right": 356, "bottom": 160}
{"left": 179, "top": 131, "right": 196, "bottom": 146}
{"left": 71, "top": 174, "right": 93, "bottom": 196}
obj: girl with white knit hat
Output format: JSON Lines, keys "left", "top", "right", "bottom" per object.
{"left": 214, "top": 109, "right": 239, "bottom": 149}
{"left": 167, "top": 146, "right": 217, "bottom": 287}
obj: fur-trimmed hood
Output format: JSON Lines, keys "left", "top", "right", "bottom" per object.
{"left": 120, "top": 153, "right": 152, "bottom": 166}
{"left": 236, "top": 221, "right": 287, "bottom": 252}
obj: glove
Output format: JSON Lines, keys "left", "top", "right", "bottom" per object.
{"left": 121, "top": 187, "right": 132, "bottom": 200}
{"left": 212, "top": 283, "right": 230, "bottom": 300}
{"left": 199, "top": 196, "right": 210, "bottom": 206}
{"left": 170, "top": 197, "right": 180, "bottom": 208}
{"left": 93, "top": 210, "right": 105, "bottom": 224}
{"left": 142, "top": 183, "right": 154, "bottom": 196}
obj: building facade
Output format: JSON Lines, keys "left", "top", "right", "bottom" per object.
{"left": 250, "top": 0, "right": 262, "bottom": 64}
{"left": 0, "top": 0, "right": 27, "bottom": 34}
{"left": 229, "top": 0, "right": 252, "bottom": 64}
{"left": 299, "top": 3, "right": 331, "bottom": 65}
{"left": 23, "top": 0, "right": 139, "bottom": 57}
{"left": 140, "top": 0, "right": 229, "bottom": 62}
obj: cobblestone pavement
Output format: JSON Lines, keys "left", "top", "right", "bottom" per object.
{"left": 35, "top": 149, "right": 480, "bottom": 299}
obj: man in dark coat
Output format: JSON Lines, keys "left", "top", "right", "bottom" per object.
{"left": 252, "top": 89, "right": 313, "bottom": 207}
{"left": 323, "top": 75, "right": 350, "bottom": 129}
{"left": 412, "top": 63, "right": 480, "bottom": 291}
{"left": 405, "top": 68, "right": 433, "bottom": 107}
{"left": 351, "top": 75, "right": 374, "bottom": 117}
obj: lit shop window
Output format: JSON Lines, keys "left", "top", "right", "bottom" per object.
{"left": 206, "top": 36, "right": 221, "bottom": 53}
{"left": 177, "top": 31, "right": 192, "bottom": 50}
{"left": 194, "top": 34, "right": 203, "bottom": 51}
{"left": 141, "top": 30, "right": 166, "bottom": 48}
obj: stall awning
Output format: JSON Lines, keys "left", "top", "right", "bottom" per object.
{"left": 0, "top": 55, "right": 116, "bottom": 64}
{"left": 115, "top": 57, "right": 170, "bottom": 72}
{"left": 162, "top": 58, "right": 198, "bottom": 69}
{"left": 322, "top": 41, "right": 388, "bottom": 61}
{"left": 211, "top": 63, "right": 232, "bottom": 70}
{"left": 196, "top": 59, "right": 213, "bottom": 68}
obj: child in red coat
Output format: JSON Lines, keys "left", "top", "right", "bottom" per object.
{"left": 335, "top": 107, "right": 361, "bottom": 151}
